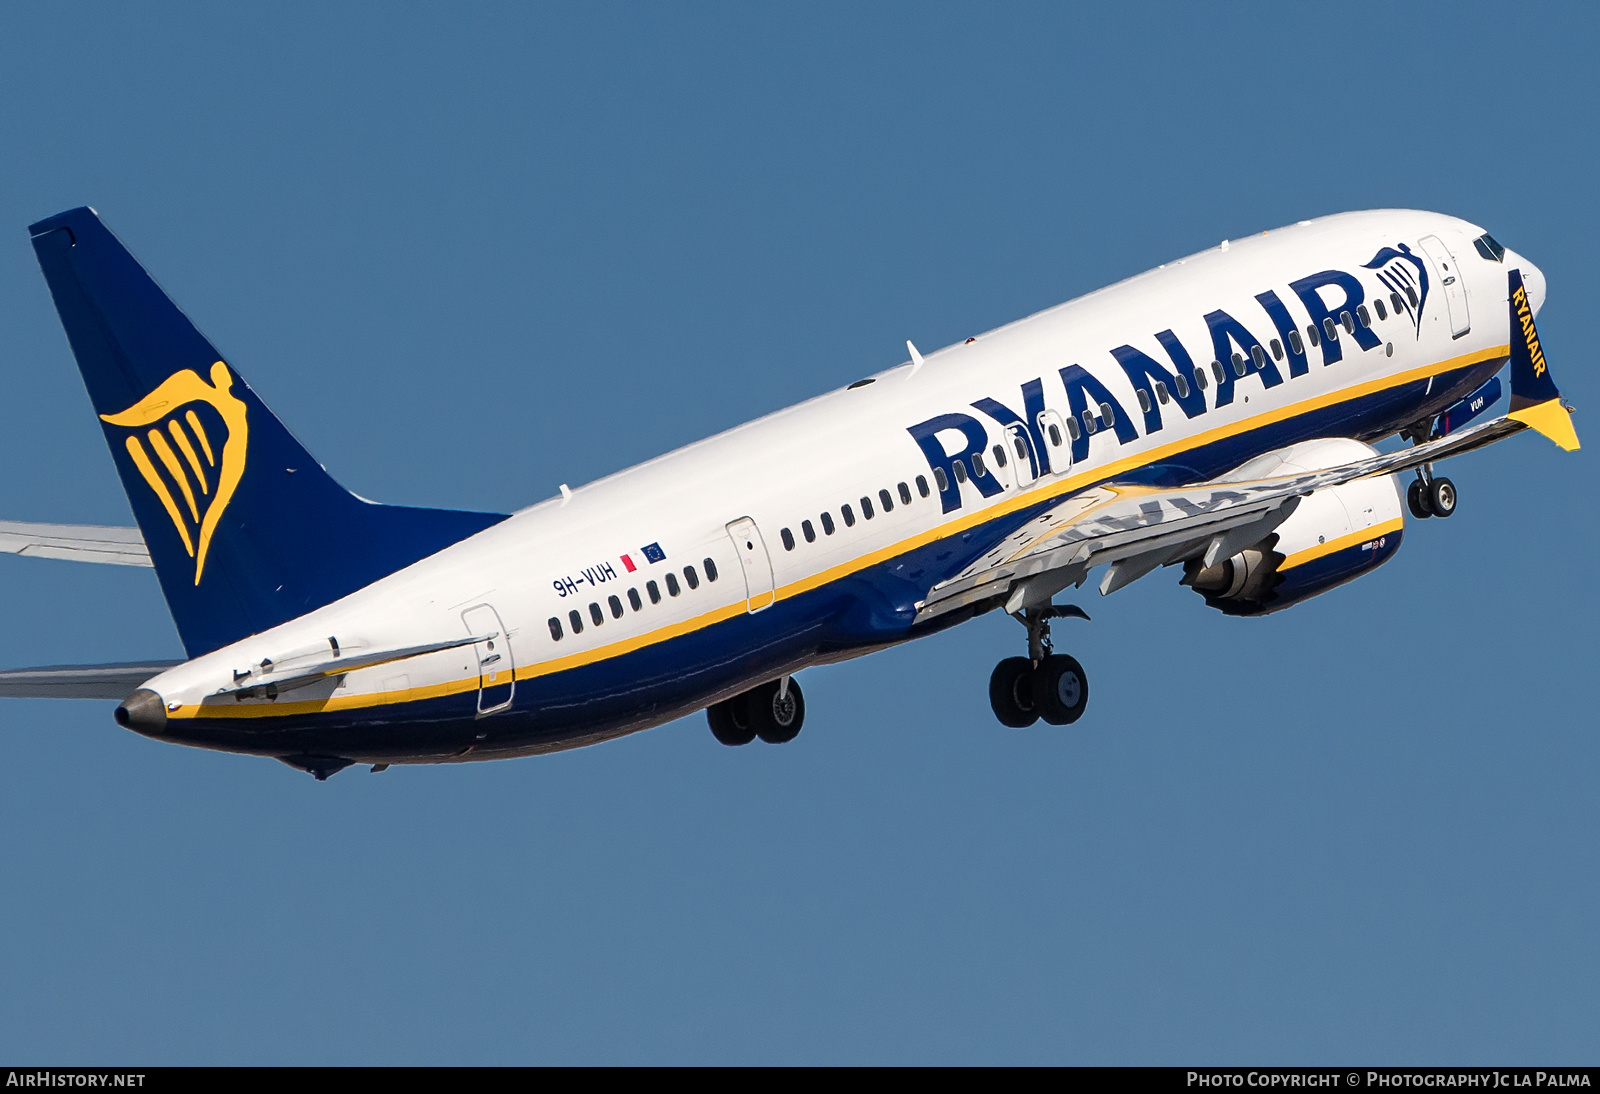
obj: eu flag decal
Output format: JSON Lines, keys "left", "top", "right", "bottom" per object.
{"left": 641, "top": 542, "right": 666, "bottom": 564}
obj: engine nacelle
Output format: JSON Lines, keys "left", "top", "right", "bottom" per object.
{"left": 1182, "top": 438, "right": 1405, "bottom": 616}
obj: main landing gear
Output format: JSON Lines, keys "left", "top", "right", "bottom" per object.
{"left": 707, "top": 676, "right": 805, "bottom": 746}
{"left": 1400, "top": 420, "right": 1457, "bottom": 521}
{"left": 988, "top": 603, "right": 1091, "bottom": 728}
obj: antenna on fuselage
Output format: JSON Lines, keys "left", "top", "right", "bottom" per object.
{"left": 906, "top": 340, "right": 925, "bottom": 379}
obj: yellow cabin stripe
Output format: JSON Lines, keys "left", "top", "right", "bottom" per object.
{"left": 1279, "top": 517, "right": 1404, "bottom": 572}
{"left": 168, "top": 344, "right": 1504, "bottom": 721}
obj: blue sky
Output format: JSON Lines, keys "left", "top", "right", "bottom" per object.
{"left": 0, "top": 2, "right": 1596, "bottom": 1064}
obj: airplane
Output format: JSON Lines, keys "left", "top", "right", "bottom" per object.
{"left": 0, "top": 206, "right": 1577, "bottom": 779}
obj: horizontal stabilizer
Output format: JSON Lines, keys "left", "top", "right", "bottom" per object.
{"left": 0, "top": 660, "right": 182, "bottom": 699}
{"left": 221, "top": 633, "right": 493, "bottom": 697}
{"left": 0, "top": 521, "right": 150, "bottom": 567}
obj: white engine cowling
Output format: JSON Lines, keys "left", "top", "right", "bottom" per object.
{"left": 1182, "top": 438, "right": 1406, "bottom": 616}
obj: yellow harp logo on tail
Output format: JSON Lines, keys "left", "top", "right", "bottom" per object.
{"left": 100, "top": 361, "right": 248, "bottom": 585}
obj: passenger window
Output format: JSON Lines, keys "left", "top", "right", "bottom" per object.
{"left": 1064, "top": 416, "right": 1080, "bottom": 441}
{"left": 1270, "top": 338, "right": 1284, "bottom": 361}
{"left": 1405, "top": 286, "right": 1418, "bottom": 307}
{"left": 1232, "top": 353, "right": 1246, "bottom": 377}
{"left": 860, "top": 495, "right": 875, "bottom": 519}
{"left": 666, "top": 572, "right": 681, "bottom": 596}
{"left": 1174, "top": 374, "right": 1190, "bottom": 398}
{"left": 1154, "top": 380, "right": 1170, "bottom": 404}
{"left": 1136, "top": 389, "right": 1152, "bottom": 413}
{"left": 1288, "top": 330, "right": 1304, "bottom": 355}
{"left": 932, "top": 467, "right": 947, "bottom": 492}
{"left": 1250, "top": 346, "right": 1266, "bottom": 370}
{"left": 898, "top": 482, "right": 912, "bottom": 505}
{"left": 609, "top": 594, "right": 624, "bottom": 619}
{"left": 1340, "top": 310, "right": 1355, "bottom": 334}
{"left": 822, "top": 511, "right": 836, "bottom": 534}
{"left": 1013, "top": 436, "right": 1027, "bottom": 460}
{"left": 1323, "top": 317, "right": 1338, "bottom": 340}
{"left": 842, "top": 503, "right": 857, "bottom": 525}
{"left": 1373, "top": 297, "right": 1387, "bottom": 320}
{"left": 952, "top": 460, "right": 968, "bottom": 483}
{"left": 684, "top": 565, "right": 699, "bottom": 589}
{"left": 1390, "top": 291, "right": 1403, "bottom": 313}
{"left": 992, "top": 443, "right": 1007, "bottom": 469}
{"left": 1048, "top": 423, "right": 1063, "bottom": 446}
{"left": 1357, "top": 304, "right": 1371, "bottom": 328}
{"left": 970, "top": 452, "right": 985, "bottom": 478}
{"left": 589, "top": 602, "right": 604, "bottom": 625}
{"left": 569, "top": 608, "right": 584, "bottom": 634}
{"left": 780, "top": 527, "right": 795, "bottom": 551}
{"left": 647, "top": 580, "right": 661, "bottom": 604}
{"left": 628, "top": 587, "right": 642, "bottom": 611}
{"left": 548, "top": 616, "right": 563, "bottom": 640}
{"left": 802, "top": 520, "right": 816, "bottom": 542}
{"left": 1192, "top": 368, "right": 1207, "bottom": 391}
{"left": 1099, "top": 402, "right": 1115, "bottom": 425}
{"left": 880, "top": 488, "right": 894, "bottom": 512}
{"left": 1081, "top": 410, "right": 1097, "bottom": 434}
{"left": 1306, "top": 323, "right": 1319, "bottom": 347}
{"left": 1211, "top": 360, "right": 1226, "bottom": 383}
{"left": 916, "top": 474, "right": 931, "bottom": 498}
{"left": 704, "top": 558, "right": 718, "bottom": 581}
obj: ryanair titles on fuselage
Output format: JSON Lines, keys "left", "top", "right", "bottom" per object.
{"left": 906, "top": 246, "right": 1422, "bottom": 514}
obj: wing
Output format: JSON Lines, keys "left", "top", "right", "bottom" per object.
{"left": 0, "top": 661, "right": 183, "bottom": 699}
{"left": 917, "top": 411, "right": 1527, "bottom": 622}
{"left": 0, "top": 521, "right": 151, "bottom": 567}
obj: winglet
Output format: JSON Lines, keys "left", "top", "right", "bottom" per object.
{"left": 1506, "top": 268, "right": 1579, "bottom": 451}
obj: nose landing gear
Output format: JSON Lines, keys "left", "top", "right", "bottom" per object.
{"left": 1401, "top": 420, "right": 1458, "bottom": 520}
{"left": 988, "top": 603, "right": 1090, "bottom": 727}
{"left": 1406, "top": 465, "right": 1457, "bottom": 520}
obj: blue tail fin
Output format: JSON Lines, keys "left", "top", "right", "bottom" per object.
{"left": 29, "top": 207, "right": 507, "bottom": 657}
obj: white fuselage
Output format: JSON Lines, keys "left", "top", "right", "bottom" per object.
{"left": 143, "top": 210, "right": 1536, "bottom": 761}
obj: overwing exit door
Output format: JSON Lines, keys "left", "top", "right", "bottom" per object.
{"left": 1005, "top": 423, "right": 1038, "bottom": 489}
{"left": 726, "top": 517, "right": 776, "bottom": 612}
{"left": 461, "top": 603, "right": 514, "bottom": 714}
{"left": 1417, "top": 234, "right": 1471, "bottom": 338}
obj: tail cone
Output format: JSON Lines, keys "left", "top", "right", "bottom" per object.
{"left": 115, "top": 687, "right": 167, "bottom": 735}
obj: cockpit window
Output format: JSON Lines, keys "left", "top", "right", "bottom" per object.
{"left": 1474, "top": 233, "right": 1506, "bottom": 262}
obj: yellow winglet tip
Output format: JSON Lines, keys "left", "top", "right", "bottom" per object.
{"left": 1510, "top": 398, "right": 1581, "bottom": 452}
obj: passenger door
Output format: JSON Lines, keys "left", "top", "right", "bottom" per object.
{"left": 726, "top": 517, "right": 776, "bottom": 612}
{"left": 1417, "top": 234, "right": 1471, "bottom": 338}
{"left": 461, "top": 603, "right": 514, "bottom": 714}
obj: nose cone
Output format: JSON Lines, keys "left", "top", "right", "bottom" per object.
{"left": 1504, "top": 250, "right": 1547, "bottom": 316}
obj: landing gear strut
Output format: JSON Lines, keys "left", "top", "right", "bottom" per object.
{"left": 1401, "top": 419, "right": 1457, "bottom": 520}
{"left": 988, "top": 603, "right": 1090, "bottom": 727}
{"left": 708, "top": 676, "right": 805, "bottom": 746}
